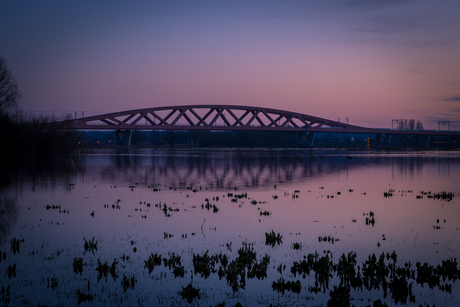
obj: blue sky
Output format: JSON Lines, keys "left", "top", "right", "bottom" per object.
{"left": 1, "top": 0, "right": 459, "bottom": 129}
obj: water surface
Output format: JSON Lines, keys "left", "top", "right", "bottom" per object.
{"left": 1, "top": 149, "right": 459, "bottom": 306}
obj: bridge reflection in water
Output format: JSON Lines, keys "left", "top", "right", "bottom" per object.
{"left": 67, "top": 149, "right": 453, "bottom": 190}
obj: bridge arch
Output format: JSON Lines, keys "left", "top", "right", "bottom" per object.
{"left": 70, "top": 105, "right": 360, "bottom": 132}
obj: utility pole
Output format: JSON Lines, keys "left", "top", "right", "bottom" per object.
{"left": 438, "top": 121, "right": 450, "bottom": 131}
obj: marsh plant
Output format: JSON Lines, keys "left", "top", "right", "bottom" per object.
{"left": 144, "top": 253, "right": 162, "bottom": 274}
{"left": 180, "top": 283, "right": 200, "bottom": 303}
{"left": 73, "top": 257, "right": 83, "bottom": 275}
{"left": 121, "top": 274, "right": 137, "bottom": 292}
{"left": 10, "top": 237, "right": 24, "bottom": 254}
{"left": 265, "top": 230, "right": 282, "bottom": 247}
{"left": 95, "top": 259, "right": 118, "bottom": 282}
{"left": 76, "top": 289, "right": 94, "bottom": 305}
{"left": 272, "top": 278, "right": 301, "bottom": 294}
{"left": 83, "top": 237, "right": 98, "bottom": 255}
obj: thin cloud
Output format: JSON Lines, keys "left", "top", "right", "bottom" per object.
{"left": 442, "top": 96, "right": 460, "bottom": 102}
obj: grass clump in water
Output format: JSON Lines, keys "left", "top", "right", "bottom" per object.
{"left": 96, "top": 259, "right": 118, "bottom": 282}
{"left": 121, "top": 274, "right": 137, "bottom": 292}
{"left": 83, "top": 237, "right": 98, "bottom": 255}
{"left": 144, "top": 253, "right": 162, "bottom": 274}
{"left": 265, "top": 230, "right": 282, "bottom": 247}
{"left": 76, "top": 289, "right": 94, "bottom": 305}
{"left": 272, "top": 278, "right": 301, "bottom": 294}
{"left": 180, "top": 283, "right": 200, "bottom": 303}
{"left": 73, "top": 257, "right": 83, "bottom": 275}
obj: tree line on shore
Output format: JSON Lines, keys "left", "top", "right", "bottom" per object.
{"left": 0, "top": 56, "right": 79, "bottom": 156}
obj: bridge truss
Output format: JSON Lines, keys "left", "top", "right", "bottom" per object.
{"left": 70, "top": 105, "right": 371, "bottom": 132}
{"left": 68, "top": 105, "right": 460, "bottom": 147}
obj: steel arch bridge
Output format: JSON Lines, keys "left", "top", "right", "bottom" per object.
{"left": 69, "top": 104, "right": 369, "bottom": 132}
{"left": 68, "top": 105, "right": 460, "bottom": 147}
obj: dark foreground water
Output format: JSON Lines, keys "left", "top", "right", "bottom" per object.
{"left": 1, "top": 149, "right": 460, "bottom": 306}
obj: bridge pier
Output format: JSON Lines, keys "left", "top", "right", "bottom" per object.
{"left": 375, "top": 133, "right": 392, "bottom": 145}
{"left": 115, "top": 129, "right": 132, "bottom": 146}
{"left": 414, "top": 134, "right": 431, "bottom": 147}
{"left": 300, "top": 132, "right": 315, "bottom": 147}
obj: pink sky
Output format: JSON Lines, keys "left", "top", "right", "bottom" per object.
{"left": 1, "top": 0, "right": 460, "bottom": 129}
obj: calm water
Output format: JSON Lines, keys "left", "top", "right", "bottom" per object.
{"left": 1, "top": 149, "right": 460, "bottom": 306}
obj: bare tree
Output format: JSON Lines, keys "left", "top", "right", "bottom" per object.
{"left": 0, "top": 57, "right": 21, "bottom": 116}
{"left": 396, "top": 119, "right": 424, "bottom": 130}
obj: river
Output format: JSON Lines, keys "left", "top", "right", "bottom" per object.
{"left": 1, "top": 149, "right": 459, "bottom": 306}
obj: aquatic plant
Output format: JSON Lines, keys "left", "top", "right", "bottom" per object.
{"left": 384, "top": 189, "right": 394, "bottom": 198}
{"left": 83, "top": 237, "right": 98, "bottom": 255}
{"left": 73, "top": 257, "right": 83, "bottom": 275}
{"left": 1, "top": 285, "right": 10, "bottom": 305}
{"left": 173, "top": 266, "right": 185, "bottom": 278}
{"left": 272, "top": 278, "right": 301, "bottom": 294}
{"left": 76, "top": 289, "right": 94, "bottom": 305}
{"left": 265, "top": 230, "right": 282, "bottom": 247}
{"left": 7, "top": 264, "right": 16, "bottom": 279}
{"left": 319, "top": 236, "right": 340, "bottom": 244}
{"left": 247, "top": 255, "right": 270, "bottom": 279}
{"left": 180, "top": 283, "right": 200, "bottom": 303}
{"left": 47, "top": 275, "right": 58, "bottom": 290}
{"left": 96, "top": 258, "right": 118, "bottom": 282}
{"left": 364, "top": 211, "right": 375, "bottom": 226}
{"left": 10, "top": 237, "right": 23, "bottom": 254}
{"left": 193, "top": 251, "right": 218, "bottom": 278}
{"left": 45, "top": 204, "right": 61, "bottom": 210}
{"left": 0, "top": 251, "right": 6, "bottom": 263}
{"left": 121, "top": 274, "right": 137, "bottom": 292}
{"left": 144, "top": 253, "right": 162, "bottom": 274}
{"left": 327, "top": 284, "right": 350, "bottom": 307}
{"left": 163, "top": 253, "right": 182, "bottom": 270}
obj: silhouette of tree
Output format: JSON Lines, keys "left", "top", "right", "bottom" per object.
{"left": 0, "top": 56, "right": 21, "bottom": 116}
{"left": 397, "top": 119, "right": 424, "bottom": 130}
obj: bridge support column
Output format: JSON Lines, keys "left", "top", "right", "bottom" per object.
{"left": 414, "top": 135, "right": 431, "bottom": 147}
{"left": 300, "top": 132, "right": 315, "bottom": 147}
{"left": 376, "top": 133, "right": 392, "bottom": 145}
{"left": 115, "top": 129, "right": 132, "bottom": 146}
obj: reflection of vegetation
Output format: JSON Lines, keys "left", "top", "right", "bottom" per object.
{"left": 10, "top": 237, "right": 24, "bottom": 254}
{"left": 383, "top": 189, "right": 394, "bottom": 198}
{"left": 202, "top": 199, "right": 219, "bottom": 213}
{"left": 96, "top": 259, "right": 118, "bottom": 282}
{"left": 193, "top": 251, "right": 219, "bottom": 279}
{"left": 180, "top": 283, "right": 200, "bottom": 303}
{"left": 83, "top": 237, "right": 98, "bottom": 255}
{"left": 76, "top": 289, "right": 94, "bottom": 305}
{"left": 318, "top": 236, "right": 339, "bottom": 244}
{"left": 121, "top": 274, "right": 137, "bottom": 292}
{"left": 272, "top": 278, "right": 301, "bottom": 294}
{"left": 0, "top": 196, "right": 18, "bottom": 244}
{"left": 144, "top": 253, "right": 162, "bottom": 274}
{"left": 265, "top": 230, "right": 282, "bottom": 247}
{"left": 259, "top": 210, "right": 270, "bottom": 216}
{"left": 1, "top": 285, "right": 11, "bottom": 305}
{"left": 7, "top": 264, "right": 16, "bottom": 279}
{"left": 73, "top": 257, "right": 83, "bottom": 275}
{"left": 365, "top": 211, "right": 375, "bottom": 226}
{"left": 289, "top": 249, "right": 460, "bottom": 305}
{"left": 0, "top": 251, "right": 6, "bottom": 263}
{"left": 327, "top": 284, "right": 350, "bottom": 307}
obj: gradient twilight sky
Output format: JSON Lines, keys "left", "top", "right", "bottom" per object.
{"left": 1, "top": 0, "right": 460, "bottom": 128}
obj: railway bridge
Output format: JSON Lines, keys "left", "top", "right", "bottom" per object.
{"left": 67, "top": 105, "right": 460, "bottom": 147}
